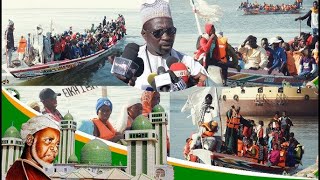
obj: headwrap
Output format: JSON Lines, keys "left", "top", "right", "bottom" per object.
{"left": 141, "top": 90, "right": 160, "bottom": 116}
{"left": 140, "top": 0, "right": 172, "bottom": 25}
{"left": 20, "top": 114, "right": 60, "bottom": 142}
{"left": 96, "top": 97, "right": 113, "bottom": 115}
{"left": 115, "top": 98, "right": 141, "bottom": 133}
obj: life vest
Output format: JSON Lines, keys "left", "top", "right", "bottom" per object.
{"left": 200, "top": 122, "right": 215, "bottom": 138}
{"left": 242, "top": 125, "right": 252, "bottom": 138}
{"left": 183, "top": 138, "right": 198, "bottom": 162}
{"left": 217, "top": 37, "right": 228, "bottom": 63}
{"left": 226, "top": 116, "right": 240, "bottom": 129}
{"left": 278, "top": 149, "right": 287, "bottom": 167}
{"left": 92, "top": 118, "right": 116, "bottom": 140}
{"left": 53, "top": 42, "right": 62, "bottom": 54}
{"left": 18, "top": 38, "right": 27, "bottom": 53}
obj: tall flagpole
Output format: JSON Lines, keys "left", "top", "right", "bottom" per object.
{"left": 190, "top": 0, "right": 202, "bottom": 35}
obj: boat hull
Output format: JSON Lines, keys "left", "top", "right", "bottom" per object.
{"left": 9, "top": 49, "right": 108, "bottom": 78}
{"left": 243, "top": 8, "right": 300, "bottom": 15}
{"left": 219, "top": 86, "right": 318, "bottom": 116}
{"left": 227, "top": 68, "right": 307, "bottom": 87}
{"left": 211, "top": 152, "right": 299, "bottom": 175}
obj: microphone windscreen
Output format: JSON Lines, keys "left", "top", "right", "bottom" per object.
{"left": 166, "top": 56, "right": 179, "bottom": 68}
{"left": 157, "top": 66, "right": 166, "bottom": 75}
{"left": 147, "top": 73, "right": 157, "bottom": 86}
{"left": 122, "top": 43, "right": 140, "bottom": 60}
{"left": 169, "top": 62, "right": 189, "bottom": 83}
{"left": 133, "top": 57, "right": 144, "bottom": 77}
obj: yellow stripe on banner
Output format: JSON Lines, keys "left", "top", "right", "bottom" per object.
{"left": 75, "top": 133, "right": 91, "bottom": 143}
{"left": 229, "top": 73, "right": 249, "bottom": 80}
{"left": 109, "top": 146, "right": 127, "bottom": 155}
{"left": 2, "top": 89, "right": 36, "bottom": 118}
{"left": 168, "top": 161, "right": 219, "bottom": 172}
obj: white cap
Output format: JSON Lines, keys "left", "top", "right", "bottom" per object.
{"left": 21, "top": 114, "right": 60, "bottom": 142}
{"left": 140, "top": 0, "right": 172, "bottom": 25}
{"left": 269, "top": 37, "right": 282, "bottom": 44}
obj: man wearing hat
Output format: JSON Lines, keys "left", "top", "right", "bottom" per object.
{"left": 6, "top": 115, "right": 60, "bottom": 180}
{"left": 265, "top": 37, "right": 288, "bottom": 75}
{"left": 133, "top": 0, "right": 208, "bottom": 90}
{"left": 5, "top": 20, "right": 15, "bottom": 68}
{"left": 92, "top": 97, "right": 123, "bottom": 142}
{"left": 39, "top": 88, "right": 63, "bottom": 122}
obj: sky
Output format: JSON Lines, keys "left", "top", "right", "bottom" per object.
{"left": 2, "top": 0, "right": 143, "bottom": 9}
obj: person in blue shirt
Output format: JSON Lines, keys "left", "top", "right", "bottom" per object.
{"left": 266, "top": 37, "right": 288, "bottom": 75}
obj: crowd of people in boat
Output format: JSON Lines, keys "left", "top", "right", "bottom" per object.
{"left": 194, "top": 21, "right": 318, "bottom": 85}
{"left": 239, "top": 0, "right": 302, "bottom": 11}
{"left": 5, "top": 14, "right": 126, "bottom": 68}
{"left": 184, "top": 103, "right": 304, "bottom": 168}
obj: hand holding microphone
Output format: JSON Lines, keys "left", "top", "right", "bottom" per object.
{"left": 111, "top": 43, "right": 144, "bottom": 85}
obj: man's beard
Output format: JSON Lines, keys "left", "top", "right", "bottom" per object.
{"left": 31, "top": 139, "right": 53, "bottom": 169}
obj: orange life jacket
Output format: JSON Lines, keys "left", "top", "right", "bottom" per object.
{"left": 278, "top": 149, "right": 287, "bottom": 167}
{"left": 200, "top": 122, "right": 214, "bottom": 137}
{"left": 183, "top": 138, "right": 198, "bottom": 162}
{"left": 217, "top": 37, "right": 228, "bottom": 63}
{"left": 18, "top": 38, "right": 27, "bottom": 53}
{"left": 92, "top": 118, "right": 116, "bottom": 140}
{"left": 226, "top": 116, "right": 240, "bottom": 129}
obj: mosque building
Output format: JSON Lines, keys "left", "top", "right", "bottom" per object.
{"left": 1, "top": 125, "right": 24, "bottom": 177}
{"left": 2, "top": 105, "right": 173, "bottom": 180}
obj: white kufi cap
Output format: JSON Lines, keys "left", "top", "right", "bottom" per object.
{"left": 140, "top": 0, "right": 172, "bottom": 25}
{"left": 21, "top": 114, "right": 60, "bottom": 142}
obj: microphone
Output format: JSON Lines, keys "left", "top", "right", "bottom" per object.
{"left": 155, "top": 66, "right": 171, "bottom": 92}
{"left": 166, "top": 56, "right": 179, "bottom": 68}
{"left": 168, "top": 70, "right": 187, "bottom": 91}
{"left": 147, "top": 73, "right": 157, "bottom": 91}
{"left": 169, "top": 62, "right": 189, "bottom": 83}
{"left": 111, "top": 43, "right": 144, "bottom": 82}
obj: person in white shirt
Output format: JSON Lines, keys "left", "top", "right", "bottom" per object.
{"left": 134, "top": 0, "right": 208, "bottom": 90}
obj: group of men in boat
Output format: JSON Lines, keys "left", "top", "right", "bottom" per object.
{"left": 184, "top": 102, "right": 304, "bottom": 168}
{"left": 193, "top": 20, "right": 318, "bottom": 85}
{"left": 5, "top": 14, "right": 126, "bottom": 68}
{"left": 239, "top": 1, "right": 301, "bottom": 12}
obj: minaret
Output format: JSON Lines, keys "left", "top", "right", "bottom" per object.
{"left": 125, "top": 115, "right": 157, "bottom": 177}
{"left": 1, "top": 125, "right": 24, "bottom": 175}
{"left": 149, "top": 105, "right": 167, "bottom": 165}
{"left": 58, "top": 111, "right": 77, "bottom": 164}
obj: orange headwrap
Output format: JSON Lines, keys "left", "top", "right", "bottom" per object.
{"left": 141, "top": 90, "right": 160, "bottom": 116}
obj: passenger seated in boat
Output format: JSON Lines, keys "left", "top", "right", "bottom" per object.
{"left": 238, "top": 35, "right": 268, "bottom": 70}
{"left": 265, "top": 37, "right": 288, "bottom": 75}
{"left": 282, "top": 42, "right": 298, "bottom": 76}
{"left": 268, "top": 143, "right": 280, "bottom": 166}
{"left": 92, "top": 97, "right": 124, "bottom": 142}
{"left": 183, "top": 135, "right": 200, "bottom": 162}
{"left": 297, "top": 47, "right": 317, "bottom": 80}
{"left": 261, "top": 38, "right": 275, "bottom": 69}
{"left": 199, "top": 120, "right": 222, "bottom": 153}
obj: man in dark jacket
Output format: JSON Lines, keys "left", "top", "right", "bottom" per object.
{"left": 5, "top": 20, "right": 15, "bottom": 68}
{"left": 295, "top": 1, "right": 318, "bottom": 36}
